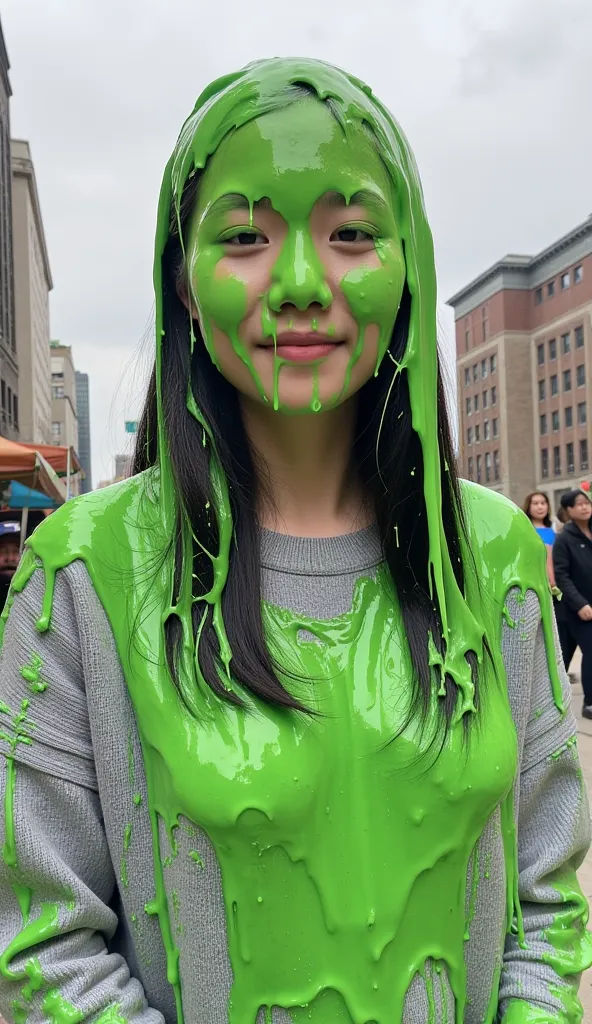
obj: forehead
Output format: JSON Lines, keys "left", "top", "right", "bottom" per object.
{"left": 194, "top": 100, "right": 394, "bottom": 222}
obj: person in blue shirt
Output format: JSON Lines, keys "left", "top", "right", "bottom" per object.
{"left": 523, "top": 491, "right": 556, "bottom": 587}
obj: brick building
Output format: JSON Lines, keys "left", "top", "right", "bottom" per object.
{"left": 448, "top": 215, "right": 592, "bottom": 511}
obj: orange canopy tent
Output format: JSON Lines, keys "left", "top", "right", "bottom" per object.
{"left": 17, "top": 441, "right": 82, "bottom": 477}
{"left": 0, "top": 436, "right": 66, "bottom": 504}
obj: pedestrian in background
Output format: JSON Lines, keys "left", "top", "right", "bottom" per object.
{"left": 523, "top": 491, "right": 556, "bottom": 588}
{"left": 553, "top": 488, "right": 592, "bottom": 718}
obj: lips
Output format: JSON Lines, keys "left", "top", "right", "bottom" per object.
{"left": 258, "top": 331, "right": 343, "bottom": 363}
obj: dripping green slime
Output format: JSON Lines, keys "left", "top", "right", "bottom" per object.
{"left": 0, "top": 57, "right": 587, "bottom": 1023}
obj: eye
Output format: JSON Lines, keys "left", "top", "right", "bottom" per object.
{"left": 331, "top": 227, "right": 375, "bottom": 244}
{"left": 225, "top": 230, "right": 268, "bottom": 247}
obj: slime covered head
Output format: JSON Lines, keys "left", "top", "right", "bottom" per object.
{"left": 154, "top": 57, "right": 482, "bottom": 712}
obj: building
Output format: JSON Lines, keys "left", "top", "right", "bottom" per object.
{"left": 0, "top": 19, "right": 18, "bottom": 439}
{"left": 449, "top": 214, "right": 592, "bottom": 510}
{"left": 11, "top": 139, "right": 52, "bottom": 444}
{"left": 114, "top": 452, "right": 132, "bottom": 481}
{"left": 75, "top": 371, "right": 92, "bottom": 493}
{"left": 50, "top": 342, "right": 79, "bottom": 496}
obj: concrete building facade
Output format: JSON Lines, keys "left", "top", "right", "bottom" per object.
{"left": 75, "top": 371, "right": 92, "bottom": 493}
{"left": 449, "top": 215, "right": 592, "bottom": 511}
{"left": 50, "top": 340, "right": 78, "bottom": 455}
{"left": 11, "top": 139, "right": 52, "bottom": 444}
{"left": 0, "top": 19, "right": 18, "bottom": 440}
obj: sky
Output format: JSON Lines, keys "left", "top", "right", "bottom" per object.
{"left": 2, "top": 0, "right": 591, "bottom": 483}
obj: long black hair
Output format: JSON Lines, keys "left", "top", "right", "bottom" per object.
{"left": 135, "top": 102, "right": 472, "bottom": 728}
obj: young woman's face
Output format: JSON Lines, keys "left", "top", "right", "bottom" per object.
{"left": 183, "top": 99, "right": 406, "bottom": 413}
{"left": 568, "top": 493, "right": 592, "bottom": 523}
{"left": 529, "top": 493, "right": 549, "bottom": 520}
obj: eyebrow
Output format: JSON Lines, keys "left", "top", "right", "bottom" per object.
{"left": 317, "top": 190, "right": 391, "bottom": 218}
{"left": 206, "top": 194, "right": 272, "bottom": 216}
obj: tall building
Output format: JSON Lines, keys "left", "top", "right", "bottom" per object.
{"left": 75, "top": 371, "right": 92, "bottom": 493}
{"left": 50, "top": 340, "right": 78, "bottom": 465}
{"left": 11, "top": 139, "right": 52, "bottom": 444}
{"left": 0, "top": 18, "right": 18, "bottom": 439}
{"left": 449, "top": 214, "right": 592, "bottom": 510}
{"left": 114, "top": 452, "right": 132, "bottom": 481}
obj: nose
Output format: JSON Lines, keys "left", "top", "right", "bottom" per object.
{"left": 268, "top": 226, "right": 333, "bottom": 312}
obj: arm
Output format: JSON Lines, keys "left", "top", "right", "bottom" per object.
{"left": 0, "top": 564, "right": 164, "bottom": 1023}
{"left": 546, "top": 544, "right": 556, "bottom": 590}
{"left": 498, "top": 611, "right": 592, "bottom": 1022}
{"left": 553, "top": 535, "right": 588, "bottom": 613}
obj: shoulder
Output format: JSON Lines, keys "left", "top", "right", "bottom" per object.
{"left": 459, "top": 480, "right": 541, "bottom": 560}
{"left": 27, "top": 470, "right": 162, "bottom": 569}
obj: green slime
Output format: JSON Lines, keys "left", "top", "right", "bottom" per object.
{"left": 0, "top": 57, "right": 590, "bottom": 1022}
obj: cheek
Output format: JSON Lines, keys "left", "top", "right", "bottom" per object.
{"left": 340, "top": 246, "right": 405, "bottom": 335}
{"left": 193, "top": 250, "right": 248, "bottom": 343}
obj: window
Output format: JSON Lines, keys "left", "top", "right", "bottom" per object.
{"left": 581, "top": 439, "right": 589, "bottom": 472}
{"left": 464, "top": 368, "right": 471, "bottom": 386}
{"left": 575, "top": 325, "right": 584, "bottom": 348}
{"left": 566, "top": 442, "right": 574, "bottom": 474}
{"left": 52, "top": 384, "right": 64, "bottom": 399}
{"left": 562, "top": 331, "right": 571, "bottom": 354}
{"left": 485, "top": 451, "right": 492, "bottom": 482}
{"left": 467, "top": 426, "right": 473, "bottom": 446}
{"left": 51, "top": 421, "right": 61, "bottom": 438}
{"left": 476, "top": 454, "right": 482, "bottom": 483}
{"left": 493, "top": 450, "right": 500, "bottom": 482}
{"left": 540, "top": 413, "right": 548, "bottom": 435}
{"left": 535, "top": 287, "right": 543, "bottom": 305}
{"left": 465, "top": 320, "right": 471, "bottom": 352}
{"left": 550, "top": 374, "right": 558, "bottom": 396}
{"left": 541, "top": 448, "right": 549, "bottom": 478}
{"left": 13, "top": 395, "right": 18, "bottom": 430}
{"left": 475, "top": 424, "right": 480, "bottom": 442}
{"left": 481, "top": 358, "right": 488, "bottom": 378}
{"left": 0, "top": 379, "right": 5, "bottom": 415}
{"left": 577, "top": 364, "right": 585, "bottom": 387}
{"left": 474, "top": 392, "right": 479, "bottom": 412}
{"left": 490, "top": 353, "right": 497, "bottom": 374}
{"left": 468, "top": 456, "right": 474, "bottom": 480}
{"left": 537, "top": 343, "right": 545, "bottom": 366}
{"left": 547, "top": 280, "right": 555, "bottom": 297}
{"left": 578, "top": 401, "right": 587, "bottom": 425}
{"left": 574, "top": 265, "right": 583, "bottom": 284}
{"left": 491, "top": 385, "right": 497, "bottom": 405}
{"left": 481, "top": 306, "right": 489, "bottom": 343}
{"left": 563, "top": 369, "right": 572, "bottom": 392}
{"left": 484, "top": 419, "right": 490, "bottom": 441}
{"left": 553, "top": 446, "right": 561, "bottom": 476}
{"left": 466, "top": 397, "right": 471, "bottom": 415}
{"left": 473, "top": 364, "right": 479, "bottom": 382}
{"left": 552, "top": 410, "right": 560, "bottom": 432}
{"left": 549, "top": 338, "right": 557, "bottom": 360}
{"left": 538, "top": 379, "right": 546, "bottom": 401}
{"left": 482, "top": 389, "right": 488, "bottom": 408}
{"left": 7, "top": 387, "right": 12, "bottom": 426}
{"left": 565, "top": 406, "right": 573, "bottom": 428}
{"left": 492, "top": 418, "right": 498, "bottom": 438}
{"left": 561, "top": 272, "right": 570, "bottom": 290}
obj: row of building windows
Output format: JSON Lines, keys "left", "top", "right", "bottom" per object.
{"left": 464, "top": 353, "right": 497, "bottom": 386}
{"left": 541, "top": 440, "right": 588, "bottom": 478}
{"left": 540, "top": 403, "right": 587, "bottom": 434}
{"left": 535, "top": 266, "right": 584, "bottom": 305}
{"left": 467, "top": 419, "right": 499, "bottom": 445}
{"left": 463, "top": 304, "right": 489, "bottom": 351}
{"left": 0, "top": 377, "right": 18, "bottom": 430}
{"left": 538, "top": 365, "right": 586, "bottom": 399}
{"left": 467, "top": 451, "right": 500, "bottom": 484}
{"left": 465, "top": 386, "right": 497, "bottom": 415}
{"left": 537, "top": 325, "right": 584, "bottom": 364}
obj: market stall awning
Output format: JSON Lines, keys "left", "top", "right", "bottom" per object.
{"left": 7, "top": 480, "right": 61, "bottom": 510}
{"left": 18, "top": 441, "right": 82, "bottom": 477}
{"left": 0, "top": 437, "right": 66, "bottom": 504}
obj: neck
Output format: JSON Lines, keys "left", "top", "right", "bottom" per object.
{"left": 574, "top": 518, "right": 592, "bottom": 538}
{"left": 531, "top": 518, "right": 545, "bottom": 528}
{"left": 240, "top": 396, "right": 371, "bottom": 537}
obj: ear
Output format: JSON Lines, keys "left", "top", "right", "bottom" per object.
{"left": 176, "top": 272, "right": 199, "bottom": 320}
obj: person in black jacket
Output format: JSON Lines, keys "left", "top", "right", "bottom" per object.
{"left": 553, "top": 488, "right": 592, "bottom": 717}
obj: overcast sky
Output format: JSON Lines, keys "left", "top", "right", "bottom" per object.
{"left": 2, "top": 0, "right": 591, "bottom": 483}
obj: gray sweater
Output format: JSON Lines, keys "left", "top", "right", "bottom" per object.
{"left": 0, "top": 526, "right": 589, "bottom": 1023}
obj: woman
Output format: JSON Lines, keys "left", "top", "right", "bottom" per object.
{"left": 553, "top": 488, "right": 592, "bottom": 719}
{"left": 523, "top": 491, "right": 556, "bottom": 588}
{"left": 0, "top": 59, "right": 590, "bottom": 1024}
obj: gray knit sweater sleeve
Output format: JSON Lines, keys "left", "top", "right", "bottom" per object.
{"left": 0, "top": 569, "right": 163, "bottom": 1023}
